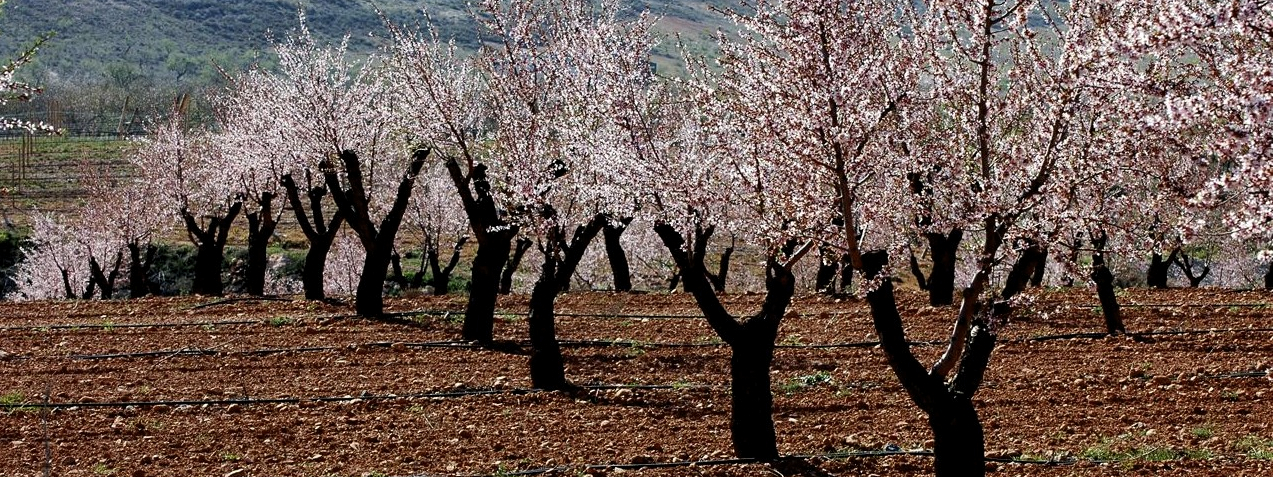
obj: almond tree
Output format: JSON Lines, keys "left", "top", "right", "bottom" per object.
{"left": 131, "top": 110, "right": 242, "bottom": 296}
{"left": 384, "top": 13, "right": 512, "bottom": 341}
{"left": 847, "top": 2, "right": 1185, "bottom": 474}
{"left": 473, "top": 0, "right": 656, "bottom": 389}
{"left": 253, "top": 18, "right": 411, "bottom": 314}
{"left": 1134, "top": 1, "right": 1273, "bottom": 282}
{"left": 401, "top": 161, "right": 470, "bottom": 295}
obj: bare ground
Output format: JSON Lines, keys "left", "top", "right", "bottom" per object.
{"left": 0, "top": 288, "right": 1270, "bottom": 476}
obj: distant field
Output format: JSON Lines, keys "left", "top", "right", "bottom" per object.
{"left": 0, "top": 134, "right": 136, "bottom": 226}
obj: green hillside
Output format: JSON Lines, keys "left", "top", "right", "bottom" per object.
{"left": 0, "top": 0, "right": 729, "bottom": 88}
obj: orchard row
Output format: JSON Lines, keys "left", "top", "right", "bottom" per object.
{"left": 4, "top": 1, "right": 1272, "bottom": 476}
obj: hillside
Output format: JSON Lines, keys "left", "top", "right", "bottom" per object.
{"left": 0, "top": 0, "right": 729, "bottom": 87}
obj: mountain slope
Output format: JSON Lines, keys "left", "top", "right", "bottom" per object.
{"left": 0, "top": 0, "right": 729, "bottom": 86}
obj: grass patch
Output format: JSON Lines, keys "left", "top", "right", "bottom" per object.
{"left": 779, "top": 371, "right": 833, "bottom": 394}
{"left": 1235, "top": 435, "right": 1273, "bottom": 460}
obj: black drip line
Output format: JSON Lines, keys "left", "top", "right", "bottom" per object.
{"left": 0, "top": 383, "right": 719, "bottom": 411}
{"left": 394, "top": 446, "right": 1257, "bottom": 477}
{"left": 4, "top": 327, "right": 1271, "bottom": 363}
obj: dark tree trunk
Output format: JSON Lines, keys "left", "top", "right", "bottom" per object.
{"left": 127, "top": 241, "right": 157, "bottom": 299}
{"left": 87, "top": 253, "right": 123, "bottom": 299}
{"left": 1174, "top": 252, "right": 1209, "bottom": 288}
{"left": 302, "top": 235, "right": 335, "bottom": 300}
{"left": 815, "top": 246, "right": 839, "bottom": 294}
{"left": 1029, "top": 247, "right": 1048, "bottom": 287}
{"left": 527, "top": 216, "right": 605, "bottom": 390}
{"left": 183, "top": 202, "right": 242, "bottom": 297}
{"left": 667, "top": 269, "right": 681, "bottom": 292}
{"left": 909, "top": 251, "right": 930, "bottom": 291}
{"left": 60, "top": 268, "right": 74, "bottom": 299}
{"left": 388, "top": 249, "right": 409, "bottom": 290}
{"left": 498, "top": 238, "right": 531, "bottom": 295}
{"left": 429, "top": 236, "right": 468, "bottom": 295}
{"left": 445, "top": 158, "right": 517, "bottom": 344}
{"left": 468, "top": 237, "right": 511, "bottom": 340}
{"left": 281, "top": 173, "right": 344, "bottom": 301}
{"left": 654, "top": 223, "right": 794, "bottom": 461}
{"left": 243, "top": 191, "right": 280, "bottom": 296}
{"left": 925, "top": 229, "right": 963, "bottom": 307}
{"left": 323, "top": 149, "right": 429, "bottom": 318}
{"left": 994, "top": 241, "right": 1046, "bottom": 317}
{"left": 838, "top": 253, "right": 853, "bottom": 294}
{"left": 1146, "top": 248, "right": 1179, "bottom": 289}
{"left": 929, "top": 372, "right": 989, "bottom": 476}
{"left": 1091, "top": 233, "right": 1125, "bottom": 335}
{"left": 706, "top": 240, "right": 734, "bottom": 293}
{"left": 355, "top": 248, "right": 392, "bottom": 317}
{"left": 527, "top": 247, "right": 568, "bottom": 390}
{"left": 1265, "top": 262, "right": 1273, "bottom": 290}
{"left": 602, "top": 217, "right": 633, "bottom": 292}
{"left": 860, "top": 250, "right": 993, "bottom": 477}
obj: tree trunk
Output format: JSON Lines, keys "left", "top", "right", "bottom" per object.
{"left": 1091, "top": 234, "right": 1125, "bottom": 335}
{"left": 815, "top": 246, "right": 839, "bottom": 294}
{"left": 926, "top": 229, "right": 963, "bottom": 307}
{"left": 467, "top": 236, "right": 511, "bottom": 342}
{"left": 1029, "top": 247, "right": 1047, "bottom": 287}
{"left": 281, "top": 173, "right": 344, "bottom": 301}
{"left": 555, "top": 216, "right": 604, "bottom": 293}
{"left": 838, "top": 253, "right": 853, "bottom": 294}
{"left": 1174, "top": 253, "right": 1209, "bottom": 288}
{"left": 429, "top": 236, "right": 468, "bottom": 295}
{"left": 88, "top": 253, "right": 123, "bottom": 300}
{"left": 995, "top": 241, "right": 1045, "bottom": 316}
{"left": 323, "top": 149, "right": 428, "bottom": 317}
{"left": 301, "top": 235, "right": 334, "bottom": 300}
{"left": 355, "top": 246, "right": 392, "bottom": 318}
{"left": 930, "top": 398, "right": 987, "bottom": 477}
{"left": 528, "top": 246, "right": 568, "bottom": 390}
{"left": 1265, "top": 262, "right": 1273, "bottom": 290}
{"left": 728, "top": 334, "right": 779, "bottom": 460}
{"left": 707, "top": 244, "right": 734, "bottom": 293}
{"left": 498, "top": 237, "right": 531, "bottom": 295}
{"left": 861, "top": 250, "right": 993, "bottom": 477}
{"left": 1146, "top": 248, "right": 1179, "bottom": 289}
{"left": 243, "top": 192, "right": 279, "bottom": 296}
{"left": 444, "top": 158, "right": 518, "bottom": 343}
{"left": 127, "top": 242, "right": 156, "bottom": 299}
{"left": 184, "top": 202, "right": 242, "bottom": 297}
{"left": 602, "top": 217, "right": 633, "bottom": 292}
{"left": 909, "top": 251, "right": 929, "bottom": 291}
{"left": 653, "top": 222, "right": 793, "bottom": 461}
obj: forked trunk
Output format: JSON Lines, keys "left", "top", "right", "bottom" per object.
{"left": 861, "top": 250, "right": 993, "bottom": 477}
{"left": 499, "top": 237, "right": 532, "bottom": 295}
{"left": 653, "top": 222, "right": 793, "bottom": 462}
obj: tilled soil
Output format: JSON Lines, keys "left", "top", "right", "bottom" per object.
{"left": 0, "top": 288, "right": 1271, "bottom": 476}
